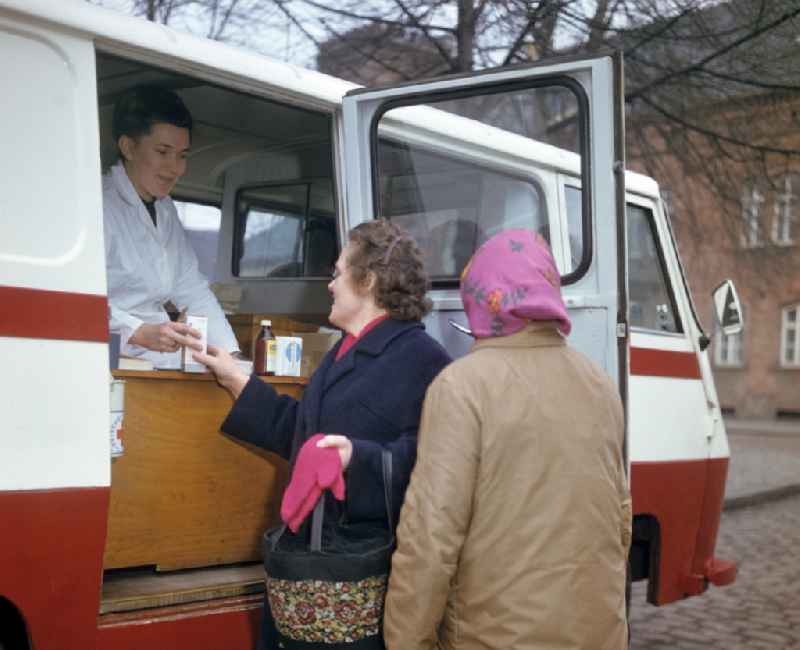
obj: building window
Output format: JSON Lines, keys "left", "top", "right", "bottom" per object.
{"left": 772, "top": 175, "right": 796, "bottom": 246}
{"left": 741, "top": 187, "right": 764, "bottom": 248}
{"left": 714, "top": 306, "right": 744, "bottom": 368}
{"left": 781, "top": 304, "right": 800, "bottom": 368}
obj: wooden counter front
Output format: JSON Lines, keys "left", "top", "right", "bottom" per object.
{"left": 104, "top": 371, "right": 306, "bottom": 572}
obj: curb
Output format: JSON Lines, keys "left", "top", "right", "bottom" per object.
{"left": 723, "top": 484, "right": 800, "bottom": 511}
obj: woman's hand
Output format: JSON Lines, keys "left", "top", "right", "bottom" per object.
{"left": 192, "top": 344, "right": 249, "bottom": 398}
{"left": 129, "top": 321, "right": 203, "bottom": 353}
{"left": 316, "top": 435, "right": 353, "bottom": 470}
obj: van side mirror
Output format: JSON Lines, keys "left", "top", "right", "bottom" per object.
{"left": 712, "top": 279, "right": 743, "bottom": 336}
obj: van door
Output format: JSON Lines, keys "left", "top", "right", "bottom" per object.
{"left": 340, "top": 54, "right": 627, "bottom": 397}
{"left": 624, "top": 192, "right": 734, "bottom": 604}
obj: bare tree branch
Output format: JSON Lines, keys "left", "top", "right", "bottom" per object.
{"left": 626, "top": 5, "right": 800, "bottom": 104}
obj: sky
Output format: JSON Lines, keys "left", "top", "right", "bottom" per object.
{"left": 87, "top": 0, "right": 324, "bottom": 67}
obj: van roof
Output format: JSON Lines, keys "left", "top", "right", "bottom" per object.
{"left": 4, "top": 0, "right": 662, "bottom": 201}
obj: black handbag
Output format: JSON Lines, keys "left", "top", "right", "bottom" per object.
{"left": 263, "top": 449, "right": 395, "bottom": 649}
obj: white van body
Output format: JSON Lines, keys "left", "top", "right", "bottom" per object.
{"left": 0, "top": 1, "right": 734, "bottom": 647}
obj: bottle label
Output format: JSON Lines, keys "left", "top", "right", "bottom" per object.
{"left": 266, "top": 340, "right": 278, "bottom": 374}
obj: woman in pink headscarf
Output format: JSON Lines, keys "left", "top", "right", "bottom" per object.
{"left": 384, "top": 229, "right": 631, "bottom": 650}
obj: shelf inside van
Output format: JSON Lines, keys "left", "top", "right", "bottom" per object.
{"left": 100, "top": 563, "right": 264, "bottom": 614}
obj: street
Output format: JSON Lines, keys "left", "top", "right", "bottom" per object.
{"left": 629, "top": 428, "right": 800, "bottom": 649}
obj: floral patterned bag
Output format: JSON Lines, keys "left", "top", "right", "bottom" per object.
{"left": 263, "top": 449, "right": 394, "bottom": 649}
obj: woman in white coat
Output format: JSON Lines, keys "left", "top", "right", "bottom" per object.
{"left": 104, "top": 85, "right": 239, "bottom": 368}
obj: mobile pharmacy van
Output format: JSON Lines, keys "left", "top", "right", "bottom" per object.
{"left": 0, "top": 1, "right": 739, "bottom": 647}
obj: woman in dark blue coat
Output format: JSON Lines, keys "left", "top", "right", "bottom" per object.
{"left": 196, "top": 219, "right": 451, "bottom": 649}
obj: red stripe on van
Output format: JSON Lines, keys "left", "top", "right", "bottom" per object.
{"left": 630, "top": 347, "right": 701, "bottom": 379}
{"left": 0, "top": 285, "right": 108, "bottom": 343}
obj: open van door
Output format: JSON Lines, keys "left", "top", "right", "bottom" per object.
{"left": 340, "top": 53, "right": 628, "bottom": 421}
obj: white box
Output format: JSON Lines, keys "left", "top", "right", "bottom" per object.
{"left": 276, "top": 336, "right": 302, "bottom": 377}
{"left": 182, "top": 315, "right": 208, "bottom": 373}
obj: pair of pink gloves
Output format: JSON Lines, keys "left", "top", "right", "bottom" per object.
{"left": 280, "top": 433, "right": 346, "bottom": 533}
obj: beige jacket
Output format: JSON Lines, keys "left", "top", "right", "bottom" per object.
{"left": 384, "top": 324, "right": 631, "bottom": 650}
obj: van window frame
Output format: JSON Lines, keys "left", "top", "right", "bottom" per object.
{"left": 367, "top": 76, "right": 593, "bottom": 287}
{"left": 232, "top": 179, "right": 337, "bottom": 279}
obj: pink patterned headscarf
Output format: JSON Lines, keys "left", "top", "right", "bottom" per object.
{"left": 460, "top": 229, "right": 571, "bottom": 338}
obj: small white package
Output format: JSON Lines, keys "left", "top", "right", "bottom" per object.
{"left": 109, "top": 377, "right": 125, "bottom": 458}
{"left": 182, "top": 315, "right": 208, "bottom": 373}
{"left": 276, "top": 336, "right": 303, "bottom": 377}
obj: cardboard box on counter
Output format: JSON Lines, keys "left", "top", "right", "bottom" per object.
{"left": 291, "top": 330, "right": 342, "bottom": 377}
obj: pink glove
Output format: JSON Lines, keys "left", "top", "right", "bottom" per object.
{"left": 281, "top": 434, "right": 346, "bottom": 533}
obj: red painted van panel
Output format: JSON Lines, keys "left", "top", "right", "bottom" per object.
{"left": 0, "top": 487, "right": 110, "bottom": 649}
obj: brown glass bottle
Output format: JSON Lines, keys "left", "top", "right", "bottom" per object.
{"left": 254, "top": 319, "right": 276, "bottom": 376}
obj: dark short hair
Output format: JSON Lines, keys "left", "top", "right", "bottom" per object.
{"left": 113, "top": 85, "right": 193, "bottom": 157}
{"left": 347, "top": 220, "right": 432, "bottom": 321}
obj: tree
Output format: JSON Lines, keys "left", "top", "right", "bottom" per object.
{"left": 88, "top": 0, "right": 800, "bottom": 263}
{"left": 293, "top": 0, "right": 800, "bottom": 270}
{"left": 87, "top": 0, "right": 298, "bottom": 52}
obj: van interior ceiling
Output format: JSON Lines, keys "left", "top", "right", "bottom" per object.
{"left": 95, "top": 52, "right": 337, "bottom": 322}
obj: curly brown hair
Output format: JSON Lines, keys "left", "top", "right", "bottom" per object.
{"left": 346, "top": 220, "right": 432, "bottom": 321}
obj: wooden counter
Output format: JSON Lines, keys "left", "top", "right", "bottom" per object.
{"left": 104, "top": 370, "right": 307, "bottom": 572}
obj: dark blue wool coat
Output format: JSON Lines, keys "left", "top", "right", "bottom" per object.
{"left": 222, "top": 318, "right": 450, "bottom": 523}
{"left": 221, "top": 318, "right": 450, "bottom": 649}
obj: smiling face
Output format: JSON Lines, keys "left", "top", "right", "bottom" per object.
{"left": 328, "top": 243, "right": 377, "bottom": 334}
{"left": 118, "top": 122, "right": 190, "bottom": 201}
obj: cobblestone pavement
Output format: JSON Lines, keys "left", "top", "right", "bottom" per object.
{"left": 629, "top": 493, "right": 800, "bottom": 649}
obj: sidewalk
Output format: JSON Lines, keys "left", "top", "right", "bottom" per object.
{"left": 722, "top": 418, "right": 800, "bottom": 510}
{"left": 724, "top": 417, "right": 800, "bottom": 435}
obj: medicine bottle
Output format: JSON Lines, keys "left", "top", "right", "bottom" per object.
{"left": 254, "top": 320, "right": 277, "bottom": 376}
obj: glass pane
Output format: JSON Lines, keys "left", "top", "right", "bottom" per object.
{"left": 377, "top": 82, "right": 583, "bottom": 283}
{"left": 174, "top": 200, "right": 221, "bottom": 281}
{"left": 564, "top": 186, "right": 584, "bottom": 272}
{"left": 627, "top": 204, "right": 681, "bottom": 333}
{"left": 434, "top": 87, "right": 580, "bottom": 153}
{"left": 731, "top": 333, "right": 742, "bottom": 364}
{"left": 718, "top": 333, "right": 728, "bottom": 363}
{"left": 234, "top": 181, "right": 337, "bottom": 278}
{"left": 787, "top": 308, "right": 797, "bottom": 323}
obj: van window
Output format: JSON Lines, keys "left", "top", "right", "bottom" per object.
{"left": 233, "top": 181, "right": 336, "bottom": 278}
{"left": 376, "top": 82, "right": 585, "bottom": 286}
{"left": 174, "top": 200, "right": 221, "bottom": 281}
{"left": 379, "top": 141, "right": 546, "bottom": 281}
{"left": 564, "top": 186, "right": 584, "bottom": 271}
{"left": 627, "top": 204, "right": 682, "bottom": 333}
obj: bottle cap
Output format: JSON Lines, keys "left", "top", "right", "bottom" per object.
{"left": 261, "top": 319, "right": 272, "bottom": 327}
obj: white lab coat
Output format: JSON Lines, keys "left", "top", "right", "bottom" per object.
{"left": 103, "top": 162, "right": 239, "bottom": 368}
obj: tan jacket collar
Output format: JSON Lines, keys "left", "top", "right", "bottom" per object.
{"left": 472, "top": 322, "right": 566, "bottom": 351}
